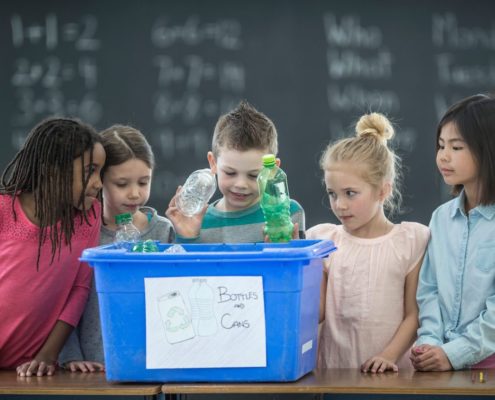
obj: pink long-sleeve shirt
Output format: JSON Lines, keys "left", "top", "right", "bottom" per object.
{"left": 0, "top": 194, "right": 100, "bottom": 369}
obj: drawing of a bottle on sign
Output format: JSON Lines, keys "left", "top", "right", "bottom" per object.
{"left": 157, "top": 291, "right": 195, "bottom": 344}
{"left": 189, "top": 278, "right": 217, "bottom": 336}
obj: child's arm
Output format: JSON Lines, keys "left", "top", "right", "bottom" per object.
{"left": 361, "top": 257, "right": 423, "bottom": 373}
{"left": 415, "top": 247, "right": 444, "bottom": 346}
{"left": 16, "top": 320, "right": 73, "bottom": 377}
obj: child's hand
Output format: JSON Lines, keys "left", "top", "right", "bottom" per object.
{"left": 361, "top": 355, "right": 398, "bottom": 373}
{"left": 165, "top": 186, "right": 206, "bottom": 239}
{"left": 64, "top": 360, "right": 105, "bottom": 373}
{"left": 410, "top": 345, "right": 452, "bottom": 371}
{"left": 292, "top": 222, "right": 300, "bottom": 239}
{"left": 16, "top": 357, "right": 57, "bottom": 377}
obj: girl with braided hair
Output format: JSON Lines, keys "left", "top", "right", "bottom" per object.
{"left": 0, "top": 117, "right": 106, "bottom": 377}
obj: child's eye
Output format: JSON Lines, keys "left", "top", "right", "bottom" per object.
{"left": 85, "top": 165, "right": 97, "bottom": 177}
{"left": 249, "top": 174, "right": 258, "bottom": 179}
{"left": 225, "top": 172, "right": 236, "bottom": 176}
{"left": 346, "top": 190, "right": 356, "bottom": 197}
{"left": 437, "top": 144, "right": 445, "bottom": 150}
{"left": 453, "top": 146, "right": 464, "bottom": 151}
{"left": 139, "top": 181, "right": 150, "bottom": 187}
{"left": 327, "top": 191, "right": 336, "bottom": 199}
{"left": 116, "top": 183, "right": 127, "bottom": 188}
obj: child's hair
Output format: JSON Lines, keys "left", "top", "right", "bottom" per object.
{"left": 0, "top": 117, "right": 102, "bottom": 265}
{"left": 320, "top": 112, "right": 402, "bottom": 214}
{"left": 212, "top": 100, "right": 278, "bottom": 157}
{"left": 99, "top": 124, "right": 155, "bottom": 176}
{"left": 436, "top": 93, "right": 495, "bottom": 204}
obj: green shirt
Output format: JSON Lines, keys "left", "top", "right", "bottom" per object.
{"left": 178, "top": 199, "right": 305, "bottom": 243}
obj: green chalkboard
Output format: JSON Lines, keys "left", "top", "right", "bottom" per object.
{"left": 1, "top": 0, "right": 494, "bottom": 227}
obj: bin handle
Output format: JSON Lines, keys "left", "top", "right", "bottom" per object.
{"left": 309, "top": 239, "right": 337, "bottom": 258}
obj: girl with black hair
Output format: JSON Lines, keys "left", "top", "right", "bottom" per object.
{"left": 0, "top": 117, "right": 105, "bottom": 377}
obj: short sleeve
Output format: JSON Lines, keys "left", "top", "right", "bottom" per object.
{"left": 402, "top": 222, "right": 430, "bottom": 274}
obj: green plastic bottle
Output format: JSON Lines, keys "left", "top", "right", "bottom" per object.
{"left": 132, "top": 239, "right": 159, "bottom": 253}
{"left": 257, "top": 154, "right": 294, "bottom": 242}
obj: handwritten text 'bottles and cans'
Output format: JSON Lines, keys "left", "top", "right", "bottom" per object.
{"left": 257, "top": 154, "right": 294, "bottom": 243}
{"left": 176, "top": 168, "right": 217, "bottom": 217}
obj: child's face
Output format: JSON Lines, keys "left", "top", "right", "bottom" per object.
{"left": 72, "top": 142, "right": 106, "bottom": 211}
{"left": 437, "top": 121, "right": 479, "bottom": 193}
{"left": 324, "top": 161, "right": 387, "bottom": 238}
{"left": 102, "top": 158, "right": 152, "bottom": 220}
{"left": 208, "top": 147, "right": 266, "bottom": 212}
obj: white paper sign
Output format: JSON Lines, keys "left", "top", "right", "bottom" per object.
{"left": 144, "top": 276, "right": 266, "bottom": 369}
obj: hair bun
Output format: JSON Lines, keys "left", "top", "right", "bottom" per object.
{"left": 355, "top": 112, "right": 394, "bottom": 144}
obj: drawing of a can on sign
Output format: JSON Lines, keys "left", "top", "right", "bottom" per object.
{"left": 157, "top": 291, "right": 195, "bottom": 344}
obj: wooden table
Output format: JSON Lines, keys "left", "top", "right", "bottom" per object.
{"left": 162, "top": 368, "right": 495, "bottom": 396}
{"left": 0, "top": 370, "right": 162, "bottom": 398}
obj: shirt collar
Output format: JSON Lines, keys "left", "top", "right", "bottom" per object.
{"left": 449, "top": 190, "right": 495, "bottom": 220}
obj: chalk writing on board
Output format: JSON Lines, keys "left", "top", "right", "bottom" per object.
{"left": 9, "top": 14, "right": 102, "bottom": 150}
{"left": 151, "top": 16, "right": 241, "bottom": 50}
{"left": 432, "top": 13, "right": 495, "bottom": 120}
{"left": 323, "top": 14, "right": 382, "bottom": 48}
{"left": 432, "top": 13, "right": 495, "bottom": 50}
{"left": 323, "top": 13, "right": 417, "bottom": 150}
{"left": 150, "top": 16, "right": 245, "bottom": 200}
{"left": 11, "top": 14, "right": 100, "bottom": 50}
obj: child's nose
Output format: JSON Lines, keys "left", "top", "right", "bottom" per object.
{"left": 92, "top": 175, "right": 103, "bottom": 191}
{"left": 129, "top": 186, "right": 140, "bottom": 198}
{"left": 439, "top": 149, "right": 450, "bottom": 162}
{"left": 234, "top": 177, "right": 249, "bottom": 188}
{"left": 335, "top": 198, "right": 347, "bottom": 210}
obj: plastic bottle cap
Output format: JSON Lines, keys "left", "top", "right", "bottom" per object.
{"left": 115, "top": 212, "right": 132, "bottom": 225}
{"left": 262, "top": 154, "right": 276, "bottom": 167}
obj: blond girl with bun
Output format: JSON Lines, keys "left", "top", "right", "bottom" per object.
{"left": 306, "top": 112, "right": 429, "bottom": 373}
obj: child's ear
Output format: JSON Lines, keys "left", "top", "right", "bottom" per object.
{"left": 207, "top": 151, "right": 217, "bottom": 174}
{"left": 379, "top": 181, "right": 392, "bottom": 202}
{"left": 275, "top": 158, "right": 281, "bottom": 167}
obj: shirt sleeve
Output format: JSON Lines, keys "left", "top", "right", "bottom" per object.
{"left": 58, "top": 214, "right": 100, "bottom": 326}
{"left": 441, "top": 288, "right": 495, "bottom": 369}
{"left": 58, "top": 328, "right": 84, "bottom": 365}
{"left": 175, "top": 234, "right": 201, "bottom": 244}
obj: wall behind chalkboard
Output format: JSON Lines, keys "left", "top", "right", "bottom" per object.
{"left": 1, "top": 0, "right": 494, "bottom": 228}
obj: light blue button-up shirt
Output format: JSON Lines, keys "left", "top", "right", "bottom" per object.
{"left": 416, "top": 191, "right": 495, "bottom": 369}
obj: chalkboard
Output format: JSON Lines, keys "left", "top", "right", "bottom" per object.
{"left": 1, "top": 0, "right": 495, "bottom": 228}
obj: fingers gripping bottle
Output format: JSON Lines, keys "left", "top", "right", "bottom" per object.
{"left": 176, "top": 169, "right": 217, "bottom": 217}
{"left": 114, "top": 212, "right": 141, "bottom": 250}
{"left": 257, "top": 154, "right": 294, "bottom": 242}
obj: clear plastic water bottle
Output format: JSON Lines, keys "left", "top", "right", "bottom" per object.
{"left": 257, "top": 154, "right": 294, "bottom": 242}
{"left": 114, "top": 212, "right": 141, "bottom": 250}
{"left": 176, "top": 169, "right": 216, "bottom": 217}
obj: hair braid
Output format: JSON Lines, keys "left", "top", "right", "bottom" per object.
{"left": 0, "top": 117, "right": 101, "bottom": 269}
